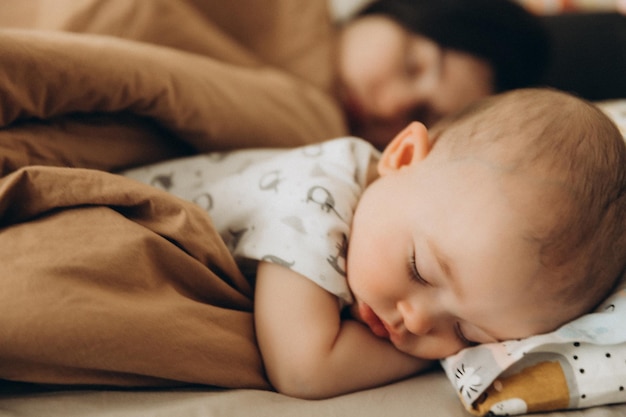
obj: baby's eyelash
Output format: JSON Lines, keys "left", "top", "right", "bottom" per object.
{"left": 455, "top": 323, "right": 479, "bottom": 347}
{"left": 409, "top": 253, "right": 429, "bottom": 286}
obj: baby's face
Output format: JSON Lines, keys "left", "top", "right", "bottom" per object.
{"left": 347, "top": 153, "right": 570, "bottom": 359}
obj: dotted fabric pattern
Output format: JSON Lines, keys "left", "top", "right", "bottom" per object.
{"left": 441, "top": 279, "right": 626, "bottom": 415}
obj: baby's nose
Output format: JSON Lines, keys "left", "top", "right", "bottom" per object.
{"left": 397, "top": 300, "right": 435, "bottom": 336}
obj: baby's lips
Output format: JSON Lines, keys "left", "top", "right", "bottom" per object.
{"left": 359, "top": 303, "right": 390, "bottom": 339}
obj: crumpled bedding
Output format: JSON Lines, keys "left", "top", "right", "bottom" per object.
{"left": 0, "top": 0, "right": 345, "bottom": 388}
{"left": 0, "top": 166, "right": 267, "bottom": 389}
{"left": 0, "top": 0, "right": 345, "bottom": 175}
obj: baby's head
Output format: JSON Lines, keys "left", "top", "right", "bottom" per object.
{"left": 430, "top": 88, "right": 625, "bottom": 317}
{"left": 348, "top": 88, "right": 625, "bottom": 359}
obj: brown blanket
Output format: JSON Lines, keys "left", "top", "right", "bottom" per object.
{"left": 0, "top": 0, "right": 346, "bottom": 388}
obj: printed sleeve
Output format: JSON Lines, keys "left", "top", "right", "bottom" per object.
{"left": 121, "top": 137, "right": 380, "bottom": 306}
{"left": 210, "top": 138, "right": 379, "bottom": 305}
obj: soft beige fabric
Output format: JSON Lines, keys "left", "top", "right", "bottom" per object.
{"left": 0, "top": 0, "right": 345, "bottom": 388}
{"left": 0, "top": 166, "right": 268, "bottom": 389}
{"left": 0, "top": 0, "right": 346, "bottom": 175}
{"left": 2, "top": 371, "right": 626, "bottom": 417}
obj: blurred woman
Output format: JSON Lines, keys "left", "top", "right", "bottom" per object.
{"left": 335, "top": 0, "right": 549, "bottom": 147}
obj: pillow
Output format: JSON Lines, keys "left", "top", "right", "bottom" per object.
{"left": 441, "top": 275, "right": 626, "bottom": 416}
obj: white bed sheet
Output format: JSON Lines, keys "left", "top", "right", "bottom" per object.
{"left": 2, "top": 370, "right": 626, "bottom": 417}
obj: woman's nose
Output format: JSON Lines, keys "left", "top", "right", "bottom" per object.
{"left": 397, "top": 300, "right": 435, "bottom": 336}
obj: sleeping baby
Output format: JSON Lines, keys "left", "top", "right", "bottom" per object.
{"left": 122, "top": 88, "right": 626, "bottom": 400}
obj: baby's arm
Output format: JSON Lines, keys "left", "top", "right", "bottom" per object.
{"left": 254, "top": 261, "right": 431, "bottom": 399}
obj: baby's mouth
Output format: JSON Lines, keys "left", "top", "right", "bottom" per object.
{"left": 358, "top": 303, "right": 390, "bottom": 339}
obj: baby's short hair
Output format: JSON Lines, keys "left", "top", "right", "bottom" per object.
{"left": 431, "top": 88, "right": 626, "bottom": 316}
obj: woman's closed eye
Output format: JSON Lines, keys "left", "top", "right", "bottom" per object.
{"left": 408, "top": 252, "right": 430, "bottom": 286}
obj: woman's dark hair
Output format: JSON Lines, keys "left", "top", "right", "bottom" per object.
{"left": 359, "top": 0, "right": 550, "bottom": 92}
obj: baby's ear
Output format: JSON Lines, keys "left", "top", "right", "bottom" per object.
{"left": 378, "top": 122, "right": 430, "bottom": 176}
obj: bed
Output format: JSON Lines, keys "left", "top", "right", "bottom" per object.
{"left": 0, "top": 1, "right": 625, "bottom": 416}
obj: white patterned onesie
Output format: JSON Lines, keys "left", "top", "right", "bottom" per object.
{"left": 121, "top": 138, "right": 380, "bottom": 306}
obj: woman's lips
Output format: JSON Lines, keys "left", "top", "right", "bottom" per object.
{"left": 358, "top": 303, "right": 390, "bottom": 339}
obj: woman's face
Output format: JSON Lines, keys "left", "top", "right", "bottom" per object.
{"left": 337, "top": 15, "right": 494, "bottom": 149}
